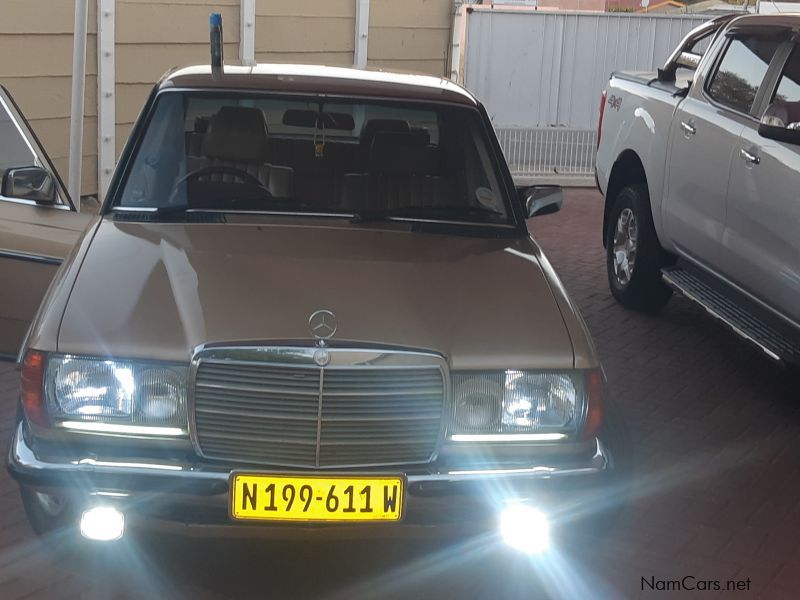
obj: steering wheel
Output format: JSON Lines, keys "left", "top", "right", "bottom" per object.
{"left": 175, "top": 165, "right": 267, "bottom": 189}
{"left": 167, "top": 165, "right": 270, "bottom": 206}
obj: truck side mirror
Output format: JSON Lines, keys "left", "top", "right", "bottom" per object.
{"left": 759, "top": 101, "right": 800, "bottom": 146}
{"left": 2, "top": 166, "right": 57, "bottom": 204}
{"left": 520, "top": 185, "right": 563, "bottom": 218}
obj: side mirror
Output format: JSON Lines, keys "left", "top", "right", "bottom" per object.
{"left": 520, "top": 185, "right": 563, "bottom": 218}
{"left": 2, "top": 166, "right": 56, "bottom": 204}
{"left": 759, "top": 101, "right": 800, "bottom": 146}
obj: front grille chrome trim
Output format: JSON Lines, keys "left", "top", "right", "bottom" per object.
{"left": 315, "top": 368, "right": 324, "bottom": 468}
{"left": 187, "top": 344, "right": 449, "bottom": 469}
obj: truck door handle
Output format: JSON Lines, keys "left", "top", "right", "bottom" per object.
{"left": 740, "top": 148, "right": 760, "bottom": 165}
{"left": 680, "top": 121, "right": 696, "bottom": 136}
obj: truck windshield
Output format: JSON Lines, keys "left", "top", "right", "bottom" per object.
{"left": 113, "top": 91, "right": 512, "bottom": 225}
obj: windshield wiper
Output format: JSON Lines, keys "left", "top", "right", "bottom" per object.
{"left": 349, "top": 205, "right": 505, "bottom": 224}
{"left": 112, "top": 204, "right": 228, "bottom": 223}
{"left": 154, "top": 204, "right": 192, "bottom": 214}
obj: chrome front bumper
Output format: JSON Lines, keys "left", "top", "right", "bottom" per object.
{"left": 8, "top": 423, "right": 614, "bottom": 538}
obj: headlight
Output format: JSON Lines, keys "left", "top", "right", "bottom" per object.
{"left": 44, "top": 355, "right": 188, "bottom": 436}
{"left": 450, "top": 370, "right": 586, "bottom": 441}
{"left": 503, "top": 372, "right": 577, "bottom": 431}
{"left": 452, "top": 374, "right": 503, "bottom": 433}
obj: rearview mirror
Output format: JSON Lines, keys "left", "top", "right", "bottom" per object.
{"left": 759, "top": 101, "right": 800, "bottom": 145}
{"left": 520, "top": 185, "right": 563, "bottom": 218}
{"left": 2, "top": 166, "right": 56, "bottom": 204}
{"left": 282, "top": 109, "right": 355, "bottom": 131}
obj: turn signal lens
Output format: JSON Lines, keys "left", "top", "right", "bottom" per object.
{"left": 581, "top": 369, "right": 605, "bottom": 440}
{"left": 21, "top": 350, "right": 49, "bottom": 428}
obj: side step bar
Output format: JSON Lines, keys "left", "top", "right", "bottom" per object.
{"left": 662, "top": 266, "right": 800, "bottom": 366}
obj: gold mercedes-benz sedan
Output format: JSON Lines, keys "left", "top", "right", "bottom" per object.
{"left": 4, "top": 64, "right": 628, "bottom": 551}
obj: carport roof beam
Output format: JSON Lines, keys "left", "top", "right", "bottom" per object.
{"left": 354, "top": 0, "right": 370, "bottom": 69}
{"left": 68, "top": 0, "right": 89, "bottom": 208}
{"left": 97, "top": 0, "right": 115, "bottom": 200}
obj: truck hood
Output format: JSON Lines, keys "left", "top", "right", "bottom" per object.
{"left": 58, "top": 218, "right": 575, "bottom": 370}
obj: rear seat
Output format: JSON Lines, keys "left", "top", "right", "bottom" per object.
{"left": 341, "top": 131, "right": 450, "bottom": 211}
{"left": 267, "top": 136, "right": 359, "bottom": 209}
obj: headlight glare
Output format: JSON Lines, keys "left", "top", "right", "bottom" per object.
{"left": 45, "top": 355, "right": 187, "bottom": 435}
{"left": 51, "top": 359, "right": 134, "bottom": 419}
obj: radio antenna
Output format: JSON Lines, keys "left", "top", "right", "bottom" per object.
{"left": 210, "top": 13, "right": 224, "bottom": 79}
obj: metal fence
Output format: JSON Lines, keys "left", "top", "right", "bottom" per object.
{"left": 461, "top": 9, "right": 711, "bottom": 180}
{"left": 495, "top": 127, "right": 597, "bottom": 179}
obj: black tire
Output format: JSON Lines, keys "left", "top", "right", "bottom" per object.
{"left": 19, "top": 485, "right": 75, "bottom": 537}
{"left": 605, "top": 184, "right": 674, "bottom": 312}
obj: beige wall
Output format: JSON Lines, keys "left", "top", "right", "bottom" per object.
{"left": 115, "top": 0, "right": 240, "bottom": 160}
{"left": 253, "top": 0, "right": 453, "bottom": 75}
{"left": 1, "top": 0, "right": 98, "bottom": 196}
{"left": 255, "top": 0, "right": 356, "bottom": 66}
{"left": 1, "top": 1, "right": 454, "bottom": 197}
{"left": 368, "top": 0, "right": 453, "bottom": 75}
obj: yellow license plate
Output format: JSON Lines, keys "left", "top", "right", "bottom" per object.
{"left": 230, "top": 473, "right": 405, "bottom": 522}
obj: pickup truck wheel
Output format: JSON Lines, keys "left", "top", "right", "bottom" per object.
{"left": 606, "top": 184, "right": 673, "bottom": 312}
{"left": 19, "top": 486, "right": 75, "bottom": 537}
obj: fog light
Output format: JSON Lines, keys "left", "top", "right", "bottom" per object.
{"left": 80, "top": 506, "right": 125, "bottom": 541}
{"left": 500, "top": 505, "right": 550, "bottom": 554}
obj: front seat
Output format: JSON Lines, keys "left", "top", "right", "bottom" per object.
{"left": 201, "top": 106, "right": 270, "bottom": 186}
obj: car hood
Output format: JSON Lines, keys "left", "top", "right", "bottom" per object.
{"left": 58, "top": 218, "right": 575, "bottom": 370}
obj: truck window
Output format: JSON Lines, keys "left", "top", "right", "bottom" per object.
{"left": 774, "top": 46, "right": 800, "bottom": 104}
{"left": 706, "top": 36, "right": 782, "bottom": 115}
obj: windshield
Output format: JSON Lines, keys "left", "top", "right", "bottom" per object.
{"left": 113, "top": 91, "right": 512, "bottom": 225}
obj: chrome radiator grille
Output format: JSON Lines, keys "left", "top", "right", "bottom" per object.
{"left": 191, "top": 348, "right": 445, "bottom": 468}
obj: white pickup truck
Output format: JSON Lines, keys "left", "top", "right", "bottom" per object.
{"left": 596, "top": 14, "right": 800, "bottom": 367}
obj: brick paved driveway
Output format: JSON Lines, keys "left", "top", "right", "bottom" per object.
{"left": 1, "top": 189, "right": 798, "bottom": 599}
